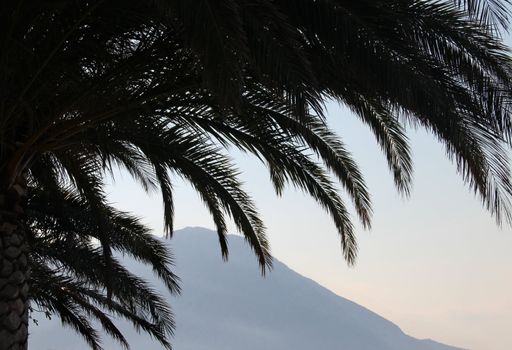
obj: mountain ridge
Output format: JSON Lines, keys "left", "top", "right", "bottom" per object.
{"left": 30, "top": 227, "right": 464, "bottom": 350}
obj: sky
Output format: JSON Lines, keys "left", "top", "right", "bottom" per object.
{"left": 104, "top": 32, "right": 512, "bottom": 350}
{"left": 106, "top": 99, "right": 512, "bottom": 350}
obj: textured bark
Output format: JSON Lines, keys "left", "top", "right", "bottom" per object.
{"left": 0, "top": 181, "right": 29, "bottom": 350}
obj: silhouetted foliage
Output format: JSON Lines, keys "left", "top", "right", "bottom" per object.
{"left": 27, "top": 186, "right": 178, "bottom": 349}
{"left": 1, "top": 0, "right": 512, "bottom": 348}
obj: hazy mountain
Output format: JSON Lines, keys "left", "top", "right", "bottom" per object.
{"left": 30, "top": 227, "right": 464, "bottom": 350}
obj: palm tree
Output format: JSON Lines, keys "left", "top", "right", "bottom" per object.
{"left": 1, "top": 0, "right": 512, "bottom": 349}
{"left": 27, "top": 186, "right": 179, "bottom": 349}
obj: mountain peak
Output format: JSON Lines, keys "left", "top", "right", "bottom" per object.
{"left": 30, "top": 227, "right": 463, "bottom": 350}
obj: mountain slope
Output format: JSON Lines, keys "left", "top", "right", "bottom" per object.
{"left": 29, "top": 227, "right": 463, "bottom": 350}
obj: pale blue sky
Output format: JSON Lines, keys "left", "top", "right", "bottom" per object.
{"left": 104, "top": 26, "right": 512, "bottom": 349}
{"left": 106, "top": 100, "right": 512, "bottom": 350}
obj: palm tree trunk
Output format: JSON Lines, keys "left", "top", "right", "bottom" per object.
{"left": 0, "top": 181, "right": 29, "bottom": 350}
